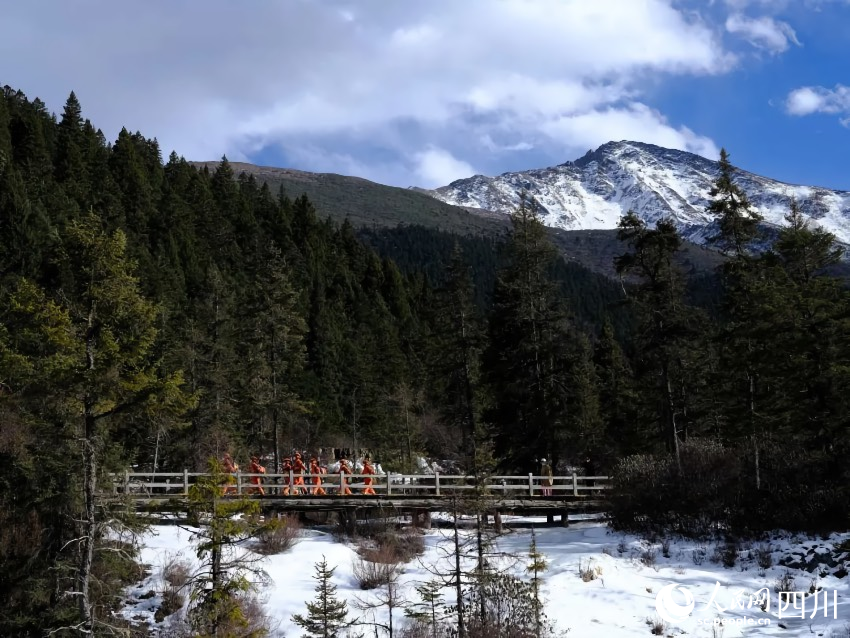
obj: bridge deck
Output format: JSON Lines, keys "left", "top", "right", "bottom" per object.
{"left": 123, "top": 494, "right": 606, "bottom": 512}
{"left": 109, "top": 471, "right": 610, "bottom": 515}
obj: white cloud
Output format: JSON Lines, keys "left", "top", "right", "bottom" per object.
{"left": 541, "top": 104, "right": 720, "bottom": 160}
{"left": 414, "top": 147, "right": 476, "bottom": 188}
{"left": 0, "top": 0, "right": 733, "bottom": 186}
{"left": 725, "top": 13, "right": 800, "bottom": 53}
{"left": 786, "top": 85, "right": 850, "bottom": 117}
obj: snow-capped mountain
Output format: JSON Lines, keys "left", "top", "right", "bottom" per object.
{"left": 426, "top": 141, "right": 850, "bottom": 246}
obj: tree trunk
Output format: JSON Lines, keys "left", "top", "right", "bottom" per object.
{"left": 748, "top": 372, "right": 760, "bottom": 490}
{"left": 77, "top": 310, "right": 97, "bottom": 633}
{"left": 475, "top": 513, "right": 486, "bottom": 626}
{"left": 663, "top": 365, "right": 682, "bottom": 476}
{"left": 453, "top": 503, "right": 466, "bottom": 638}
{"left": 77, "top": 412, "right": 96, "bottom": 634}
{"left": 272, "top": 330, "right": 280, "bottom": 477}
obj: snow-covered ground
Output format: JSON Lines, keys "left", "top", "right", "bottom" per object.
{"left": 124, "top": 517, "right": 850, "bottom": 637}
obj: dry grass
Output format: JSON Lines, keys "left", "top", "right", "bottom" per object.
{"left": 353, "top": 545, "right": 401, "bottom": 590}
{"left": 155, "top": 553, "right": 192, "bottom": 622}
{"left": 578, "top": 558, "right": 603, "bottom": 582}
{"left": 646, "top": 615, "right": 669, "bottom": 635}
{"left": 254, "top": 514, "right": 302, "bottom": 555}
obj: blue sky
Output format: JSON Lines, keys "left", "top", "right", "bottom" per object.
{"left": 1, "top": 0, "right": 849, "bottom": 189}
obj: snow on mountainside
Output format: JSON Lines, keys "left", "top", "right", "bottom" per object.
{"left": 426, "top": 141, "right": 850, "bottom": 246}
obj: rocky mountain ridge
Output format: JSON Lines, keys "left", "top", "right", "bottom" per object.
{"left": 426, "top": 141, "right": 850, "bottom": 245}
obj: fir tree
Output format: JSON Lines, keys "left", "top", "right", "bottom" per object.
{"left": 186, "top": 458, "right": 274, "bottom": 637}
{"left": 485, "top": 194, "right": 577, "bottom": 471}
{"left": 293, "top": 557, "right": 352, "bottom": 638}
{"left": 615, "top": 212, "right": 698, "bottom": 472}
{"left": 707, "top": 148, "right": 763, "bottom": 257}
{"left": 526, "top": 528, "right": 549, "bottom": 638}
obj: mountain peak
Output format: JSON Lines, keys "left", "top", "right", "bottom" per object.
{"left": 427, "top": 141, "right": 850, "bottom": 245}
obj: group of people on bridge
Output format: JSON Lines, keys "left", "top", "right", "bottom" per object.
{"left": 220, "top": 451, "right": 378, "bottom": 496}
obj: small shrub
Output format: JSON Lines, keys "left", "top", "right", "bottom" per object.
{"left": 255, "top": 514, "right": 301, "bottom": 555}
{"left": 827, "top": 623, "right": 850, "bottom": 638}
{"left": 617, "top": 539, "right": 628, "bottom": 555}
{"left": 646, "top": 615, "right": 668, "bottom": 635}
{"left": 162, "top": 554, "right": 191, "bottom": 589}
{"left": 661, "top": 538, "right": 672, "bottom": 559}
{"left": 640, "top": 547, "right": 657, "bottom": 569}
{"left": 156, "top": 553, "right": 192, "bottom": 622}
{"left": 723, "top": 546, "right": 737, "bottom": 569}
{"left": 353, "top": 550, "right": 400, "bottom": 590}
{"left": 360, "top": 527, "right": 425, "bottom": 564}
{"left": 756, "top": 544, "right": 773, "bottom": 570}
{"left": 578, "top": 558, "right": 602, "bottom": 582}
{"left": 774, "top": 571, "right": 797, "bottom": 602}
{"left": 711, "top": 618, "right": 725, "bottom": 638}
{"left": 692, "top": 547, "right": 706, "bottom": 565}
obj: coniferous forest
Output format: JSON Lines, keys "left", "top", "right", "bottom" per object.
{"left": 2, "top": 87, "right": 850, "bottom": 634}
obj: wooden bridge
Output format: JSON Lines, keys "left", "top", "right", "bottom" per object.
{"left": 108, "top": 470, "right": 610, "bottom": 527}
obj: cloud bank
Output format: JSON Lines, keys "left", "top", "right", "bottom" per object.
{"left": 0, "top": 0, "right": 798, "bottom": 187}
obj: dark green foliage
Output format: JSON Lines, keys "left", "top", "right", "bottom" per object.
{"left": 293, "top": 557, "right": 352, "bottom": 638}
{"left": 708, "top": 149, "right": 763, "bottom": 257}
{"left": 4, "top": 83, "right": 850, "bottom": 638}
{"left": 484, "top": 195, "right": 602, "bottom": 471}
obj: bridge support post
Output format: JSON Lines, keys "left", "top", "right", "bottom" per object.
{"left": 493, "top": 511, "right": 502, "bottom": 534}
{"left": 560, "top": 510, "right": 569, "bottom": 527}
{"left": 547, "top": 513, "right": 554, "bottom": 525}
{"left": 340, "top": 510, "right": 357, "bottom": 536}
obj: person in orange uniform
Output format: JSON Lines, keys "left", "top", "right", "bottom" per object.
{"left": 338, "top": 457, "right": 353, "bottom": 495}
{"left": 222, "top": 453, "right": 239, "bottom": 494}
{"left": 309, "top": 457, "right": 326, "bottom": 495}
{"left": 361, "top": 456, "right": 377, "bottom": 495}
{"left": 291, "top": 452, "right": 307, "bottom": 495}
{"left": 280, "top": 456, "right": 292, "bottom": 496}
{"left": 248, "top": 455, "right": 266, "bottom": 495}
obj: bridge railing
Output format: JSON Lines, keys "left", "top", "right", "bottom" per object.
{"left": 108, "top": 470, "right": 609, "bottom": 498}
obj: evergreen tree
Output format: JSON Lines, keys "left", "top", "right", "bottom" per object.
{"left": 526, "top": 529, "right": 549, "bottom": 638}
{"left": 430, "top": 243, "right": 486, "bottom": 466}
{"left": 484, "top": 194, "right": 579, "bottom": 471}
{"left": 187, "top": 458, "right": 274, "bottom": 637}
{"left": 615, "top": 213, "right": 699, "bottom": 472}
{"left": 293, "top": 557, "right": 352, "bottom": 638}
{"left": 706, "top": 147, "right": 769, "bottom": 488}
{"left": 594, "top": 320, "right": 641, "bottom": 459}
{"left": 707, "top": 148, "right": 763, "bottom": 257}
{"left": 59, "top": 212, "right": 191, "bottom": 632}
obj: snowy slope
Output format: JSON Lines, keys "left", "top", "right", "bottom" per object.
{"left": 426, "top": 141, "right": 850, "bottom": 246}
{"left": 124, "top": 520, "right": 850, "bottom": 637}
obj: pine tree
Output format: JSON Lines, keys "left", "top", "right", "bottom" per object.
{"left": 405, "top": 580, "right": 447, "bottom": 636}
{"left": 293, "top": 557, "right": 352, "bottom": 638}
{"left": 707, "top": 148, "right": 763, "bottom": 257}
{"left": 707, "top": 150, "right": 767, "bottom": 488}
{"left": 485, "top": 194, "right": 576, "bottom": 470}
{"left": 526, "top": 528, "right": 549, "bottom": 638}
{"left": 594, "top": 320, "right": 641, "bottom": 458}
{"left": 187, "top": 458, "right": 274, "bottom": 637}
{"left": 58, "top": 212, "right": 191, "bottom": 633}
{"left": 430, "top": 243, "right": 485, "bottom": 466}
{"left": 768, "top": 201, "right": 849, "bottom": 450}
{"left": 615, "top": 212, "right": 698, "bottom": 472}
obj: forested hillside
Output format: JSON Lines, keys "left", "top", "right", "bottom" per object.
{"left": 2, "top": 87, "right": 850, "bottom": 635}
